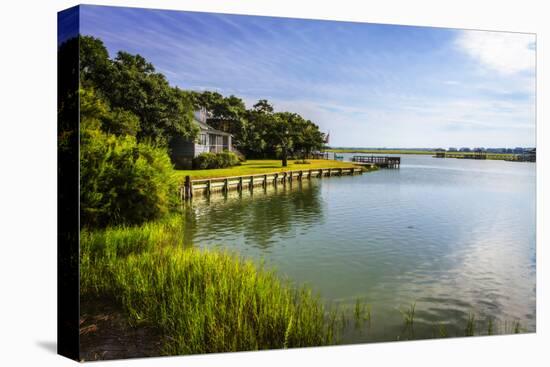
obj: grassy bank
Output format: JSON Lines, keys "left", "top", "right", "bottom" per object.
{"left": 173, "top": 159, "right": 364, "bottom": 180}
{"left": 80, "top": 216, "right": 342, "bottom": 355}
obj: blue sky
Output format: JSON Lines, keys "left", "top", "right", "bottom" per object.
{"left": 78, "top": 5, "right": 536, "bottom": 148}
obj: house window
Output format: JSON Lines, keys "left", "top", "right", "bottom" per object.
{"left": 198, "top": 134, "right": 207, "bottom": 145}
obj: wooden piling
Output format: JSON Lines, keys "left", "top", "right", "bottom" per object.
{"left": 180, "top": 166, "right": 365, "bottom": 200}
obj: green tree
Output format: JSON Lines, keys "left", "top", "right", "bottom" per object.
{"left": 80, "top": 87, "right": 140, "bottom": 136}
{"left": 268, "top": 112, "right": 301, "bottom": 167}
{"left": 293, "top": 119, "right": 326, "bottom": 159}
{"left": 78, "top": 36, "right": 197, "bottom": 145}
{"left": 79, "top": 36, "right": 112, "bottom": 91}
{"left": 241, "top": 100, "right": 276, "bottom": 158}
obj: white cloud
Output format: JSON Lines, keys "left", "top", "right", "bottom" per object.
{"left": 456, "top": 30, "right": 535, "bottom": 75}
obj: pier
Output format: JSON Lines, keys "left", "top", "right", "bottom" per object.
{"left": 180, "top": 167, "right": 363, "bottom": 200}
{"left": 351, "top": 155, "right": 401, "bottom": 168}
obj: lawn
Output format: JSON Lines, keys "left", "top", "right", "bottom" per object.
{"left": 173, "top": 159, "right": 363, "bottom": 180}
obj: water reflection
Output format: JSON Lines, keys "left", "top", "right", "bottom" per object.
{"left": 180, "top": 179, "right": 324, "bottom": 251}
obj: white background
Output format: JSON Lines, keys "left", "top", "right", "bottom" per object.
{"left": 0, "top": 0, "right": 547, "bottom": 365}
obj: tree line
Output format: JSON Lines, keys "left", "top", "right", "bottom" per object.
{"left": 77, "top": 35, "right": 326, "bottom": 166}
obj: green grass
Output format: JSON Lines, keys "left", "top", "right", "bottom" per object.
{"left": 172, "top": 159, "right": 364, "bottom": 181}
{"left": 80, "top": 216, "right": 344, "bottom": 355}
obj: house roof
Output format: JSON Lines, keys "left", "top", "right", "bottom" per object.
{"left": 194, "top": 118, "right": 232, "bottom": 136}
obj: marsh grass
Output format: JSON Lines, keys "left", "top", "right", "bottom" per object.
{"left": 514, "top": 321, "right": 522, "bottom": 334}
{"left": 353, "top": 299, "right": 372, "bottom": 329}
{"left": 465, "top": 313, "right": 476, "bottom": 336}
{"left": 487, "top": 318, "right": 494, "bottom": 336}
{"left": 401, "top": 302, "right": 416, "bottom": 327}
{"left": 437, "top": 323, "right": 448, "bottom": 338}
{"left": 503, "top": 320, "right": 523, "bottom": 334}
{"left": 81, "top": 217, "right": 343, "bottom": 355}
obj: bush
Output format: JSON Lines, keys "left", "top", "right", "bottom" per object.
{"left": 80, "top": 128, "right": 176, "bottom": 227}
{"left": 192, "top": 151, "right": 241, "bottom": 169}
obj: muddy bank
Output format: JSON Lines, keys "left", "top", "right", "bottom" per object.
{"left": 79, "top": 299, "right": 165, "bottom": 361}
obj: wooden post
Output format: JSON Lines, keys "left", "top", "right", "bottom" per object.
{"left": 207, "top": 179, "right": 211, "bottom": 195}
{"left": 328, "top": 168, "right": 332, "bottom": 177}
{"left": 319, "top": 169, "right": 323, "bottom": 178}
{"left": 238, "top": 177, "right": 243, "bottom": 192}
{"left": 274, "top": 173, "right": 278, "bottom": 185}
{"left": 223, "top": 178, "right": 228, "bottom": 193}
{"left": 263, "top": 174, "right": 267, "bottom": 188}
{"left": 184, "top": 176, "right": 191, "bottom": 200}
{"left": 249, "top": 176, "right": 254, "bottom": 191}
{"left": 308, "top": 169, "right": 312, "bottom": 179}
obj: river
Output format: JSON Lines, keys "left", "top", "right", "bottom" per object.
{"left": 180, "top": 154, "right": 536, "bottom": 342}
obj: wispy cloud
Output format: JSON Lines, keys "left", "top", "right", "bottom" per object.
{"left": 455, "top": 30, "right": 536, "bottom": 75}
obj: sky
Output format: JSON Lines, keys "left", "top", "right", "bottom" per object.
{"left": 77, "top": 5, "right": 536, "bottom": 148}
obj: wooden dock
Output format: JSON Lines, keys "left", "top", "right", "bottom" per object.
{"left": 351, "top": 155, "right": 401, "bottom": 168}
{"left": 180, "top": 167, "right": 363, "bottom": 200}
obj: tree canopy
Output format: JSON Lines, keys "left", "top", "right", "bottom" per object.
{"left": 78, "top": 36, "right": 198, "bottom": 145}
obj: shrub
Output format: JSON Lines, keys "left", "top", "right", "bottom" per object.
{"left": 80, "top": 128, "right": 176, "bottom": 227}
{"left": 192, "top": 151, "right": 240, "bottom": 169}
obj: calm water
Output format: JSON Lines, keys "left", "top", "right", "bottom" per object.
{"left": 180, "top": 154, "right": 536, "bottom": 342}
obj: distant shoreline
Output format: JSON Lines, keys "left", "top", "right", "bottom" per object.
{"left": 326, "top": 149, "right": 521, "bottom": 161}
{"left": 327, "top": 149, "right": 434, "bottom": 155}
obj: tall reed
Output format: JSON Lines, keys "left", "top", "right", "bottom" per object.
{"left": 81, "top": 216, "right": 340, "bottom": 355}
